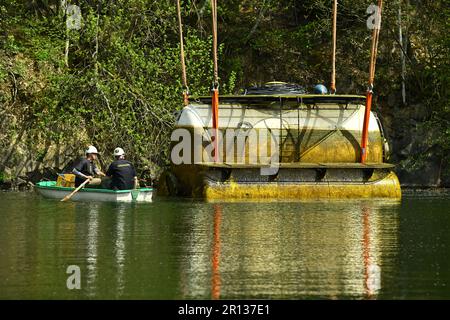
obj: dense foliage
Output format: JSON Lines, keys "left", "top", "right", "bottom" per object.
{"left": 0, "top": 0, "right": 449, "bottom": 184}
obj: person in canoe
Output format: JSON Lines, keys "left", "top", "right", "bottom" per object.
{"left": 72, "top": 145, "right": 106, "bottom": 187}
{"left": 105, "top": 147, "right": 139, "bottom": 190}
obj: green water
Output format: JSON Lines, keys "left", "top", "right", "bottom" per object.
{"left": 0, "top": 190, "right": 449, "bottom": 299}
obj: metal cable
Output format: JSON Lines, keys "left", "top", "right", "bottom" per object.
{"left": 331, "top": 0, "right": 338, "bottom": 94}
{"left": 176, "top": 0, "right": 189, "bottom": 105}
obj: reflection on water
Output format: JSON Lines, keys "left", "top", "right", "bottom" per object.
{"left": 211, "top": 205, "right": 222, "bottom": 300}
{"left": 0, "top": 191, "right": 449, "bottom": 299}
{"left": 179, "top": 201, "right": 398, "bottom": 299}
{"left": 86, "top": 204, "right": 98, "bottom": 296}
{"left": 115, "top": 205, "right": 127, "bottom": 296}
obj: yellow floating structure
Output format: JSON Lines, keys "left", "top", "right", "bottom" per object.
{"left": 159, "top": 84, "right": 401, "bottom": 200}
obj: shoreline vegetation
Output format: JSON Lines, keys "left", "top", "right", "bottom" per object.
{"left": 1, "top": 1, "right": 449, "bottom": 190}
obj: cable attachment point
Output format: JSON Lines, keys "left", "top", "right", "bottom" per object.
{"left": 211, "top": 82, "right": 220, "bottom": 91}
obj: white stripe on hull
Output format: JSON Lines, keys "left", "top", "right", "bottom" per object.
{"left": 178, "top": 103, "right": 379, "bottom": 132}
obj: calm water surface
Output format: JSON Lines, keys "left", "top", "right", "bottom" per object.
{"left": 0, "top": 190, "right": 449, "bottom": 299}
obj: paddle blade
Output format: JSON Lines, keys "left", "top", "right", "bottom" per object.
{"left": 131, "top": 189, "right": 140, "bottom": 201}
{"left": 61, "top": 194, "right": 72, "bottom": 202}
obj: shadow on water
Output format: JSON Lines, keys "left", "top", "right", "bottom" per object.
{"left": 0, "top": 191, "right": 449, "bottom": 299}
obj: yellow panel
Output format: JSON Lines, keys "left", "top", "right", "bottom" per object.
{"left": 204, "top": 172, "right": 401, "bottom": 200}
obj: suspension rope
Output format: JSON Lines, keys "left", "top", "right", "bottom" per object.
{"left": 331, "top": 0, "right": 337, "bottom": 94}
{"left": 176, "top": 0, "right": 189, "bottom": 106}
{"left": 361, "top": 0, "right": 384, "bottom": 163}
{"left": 368, "top": 0, "right": 383, "bottom": 86}
{"left": 211, "top": 0, "right": 219, "bottom": 87}
{"left": 370, "top": 2, "right": 383, "bottom": 82}
{"left": 211, "top": 0, "right": 219, "bottom": 162}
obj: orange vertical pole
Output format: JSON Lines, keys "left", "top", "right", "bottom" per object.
{"left": 212, "top": 87, "right": 219, "bottom": 162}
{"left": 361, "top": 0, "right": 383, "bottom": 163}
{"left": 361, "top": 89, "right": 373, "bottom": 163}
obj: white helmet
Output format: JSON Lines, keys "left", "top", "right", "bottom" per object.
{"left": 113, "top": 147, "right": 125, "bottom": 157}
{"left": 85, "top": 145, "right": 99, "bottom": 154}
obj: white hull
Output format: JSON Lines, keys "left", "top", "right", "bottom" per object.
{"left": 36, "top": 184, "right": 153, "bottom": 203}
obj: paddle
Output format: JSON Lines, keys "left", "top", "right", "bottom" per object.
{"left": 131, "top": 189, "right": 140, "bottom": 201}
{"left": 61, "top": 178, "right": 90, "bottom": 202}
